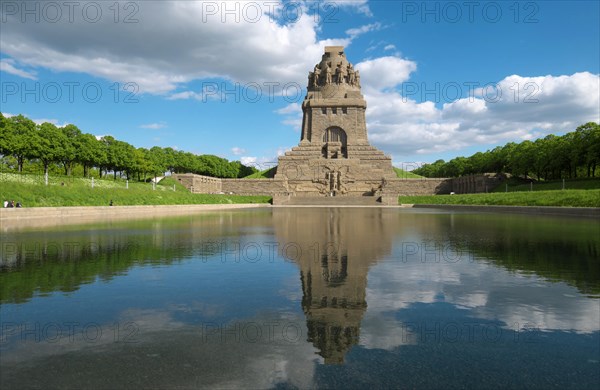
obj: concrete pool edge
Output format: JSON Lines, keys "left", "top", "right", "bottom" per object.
{"left": 409, "top": 204, "right": 600, "bottom": 218}
{"left": 0, "top": 204, "right": 271, "bottom": 230}
{"left": 2, "top": 203, "right": 597, "bottom": 229}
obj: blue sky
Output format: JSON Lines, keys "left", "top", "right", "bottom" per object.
{"left": 1, "top": 1, "right": 598, "bottom": 170}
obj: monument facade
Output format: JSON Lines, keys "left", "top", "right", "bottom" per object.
{"left": 274, "top": 46, "right": 397, "bottom": 198}
{"left": 174, "top": 46, "right": 452, "bottom": 202}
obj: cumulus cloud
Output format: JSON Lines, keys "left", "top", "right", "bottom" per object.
{"left": 356, "top": 56, "right": 417, "bottom": 91}
{"left": 0, "top": 1, "right": 358, "bottom": 94}
{"left": 354, "top": 53, "right": 600, "bottom": 158}
{"left": 0, "top": 58, "right": 37, "bottom": 80}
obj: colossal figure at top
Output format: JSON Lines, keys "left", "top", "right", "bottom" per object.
{"left": 275, "top": 46, "right": 396, "bottom": 199}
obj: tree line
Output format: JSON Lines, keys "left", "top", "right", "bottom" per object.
{"left": 0, "top": 113, "right": 257, "bottom": 180}
{"left": 413, "top": 122, "right": 600, "bottom": 179}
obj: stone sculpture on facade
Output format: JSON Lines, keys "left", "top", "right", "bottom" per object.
{"left": 275, "top": 46, "right": 397, "bottom": 198}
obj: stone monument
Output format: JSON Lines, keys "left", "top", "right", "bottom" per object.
{"left": 174, "top": 47, "right": 452, "bottom": 202}
{"left": 275, "top": 46, "right": 396, "bottom": 198}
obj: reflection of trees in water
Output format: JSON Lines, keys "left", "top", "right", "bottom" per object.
{"left": 0, "top": 212, "right": 271, "bottom": 304}
{"left": 442, "top": 214, "right": 600, "bottom": 296}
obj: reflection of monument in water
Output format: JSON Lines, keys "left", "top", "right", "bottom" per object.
{"left": 273, "top": 208, "right": 396, "bottom": 364}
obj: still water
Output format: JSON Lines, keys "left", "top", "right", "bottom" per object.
{"left": 1, "top": 208, "right": 599, "bottom": 389}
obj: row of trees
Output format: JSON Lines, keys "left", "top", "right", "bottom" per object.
{"left": 413, "top": 123, "right": 600, "bottom": 179}
{"left": 0, "top": 113, "right": 257, "bottom": 180}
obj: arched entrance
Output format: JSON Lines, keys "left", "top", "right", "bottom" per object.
{"left": 322, "top": 127, "right": 348, "bottom": 158}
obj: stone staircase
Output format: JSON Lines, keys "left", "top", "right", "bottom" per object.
{"left": 277, "top": 195, "right": 382, "bottom": 206}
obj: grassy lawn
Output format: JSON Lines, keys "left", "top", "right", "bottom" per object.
{"left": 0, "top": 173, "right": 271, "bottom": 207}
{"left": 393, "top": 167, "right": 423, "bottom": 179}
{"left": 243, "top": 167, "right": 277, "bottom": 179}
{"left": 492, "top": 177, "right": 600, "bottom": 192}
{"left": 400, "top": 189, "right": 600, "bottom": 208}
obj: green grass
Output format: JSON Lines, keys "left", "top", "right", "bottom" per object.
{"left": 393, "top": 167, "right": 423, "bottom": 179}
{"left": 243, "top": 167, "right": 277, "bottom": 179}
{"left": 399, "top": 189, "right": 600, "bottom": 208}
{"left": 492, "top": 177, "right": 600, "bottom": 192}
{"left": 0, "top": 173, "right": 271, "bottom": 207}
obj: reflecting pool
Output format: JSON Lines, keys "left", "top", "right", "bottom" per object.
{"left": 1, "top": 208, "right": 599, "bottom": 389}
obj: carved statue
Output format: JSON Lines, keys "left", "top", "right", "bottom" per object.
{"left": 347, "top": 64, "right": 356, "bottom": 86}
{"left": 335, "top": 63, "right": 344, "bottom": 85}
{"left": 355, "top": 70, "right": 361, "bottom": 88}
{"left": 325, "top": 63, "right": 332, "bottom": 85}
{"left": 313, "top": 65, "right": 321, "bottom": 88}
{"left": 308, "top": 71, "right": 315, "bottom": 89}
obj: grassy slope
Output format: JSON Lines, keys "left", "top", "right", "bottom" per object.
{"left": 243, "top": 167, "right": 277, "bottom": 179}
{"left": 400, "top": 189, "right": 600, "bottom": 208}
{"left": 0, "top": 174, "right": 271, "bottom": 207}
{"left": 491, "top": 178, "right": 600, "bottom": 192}
{"left": 393, "top": 167, "right": 424, "bottom": 179}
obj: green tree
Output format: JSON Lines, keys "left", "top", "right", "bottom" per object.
{"left": 60, "top": 124, "right": 81, "bottom": 176}
{"left": 5, "top": 115, "right": 37, "bottom": 172}
{"left": 30, "top": 123, "right": 68, "bottom": 178}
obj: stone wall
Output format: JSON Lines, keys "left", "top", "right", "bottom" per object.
{"left": 386, "top": 178, "right": 453, "bottom": 196}
{"left": 174, "top": 174, "right": 222, "bottom": 194}
{"left": 450, "top": 174, "right": 504, "bottom": 194}
{"left": 221, "top": 179, "right": 288, "bottom": 196}
{"left": 174, "top": 173, "right": 453, "bottom": 199}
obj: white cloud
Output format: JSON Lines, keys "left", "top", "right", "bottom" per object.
{"left": 31, "top": 118, "right": 70, "bottom": 127}
{"left": 0, "top": 58, "right": 37, "bottom": 80}
{"left": 140, "top": 122, "right": 167, "bottom": 130}
{"left": 345, "top": 22, "right": 383, "bottom": 39}
{"left": 276, "top": 103, "right": 303, "bottom": 131}
{"left": 276, "top": 102, "right": 301, "bottom": 115}
{"left": 356, "top": 65, "right": 600, "bottom": 158}
{"left": 1, "top": 1, "right": 358, "bottom": 94}
{"left": 241, "top": 149, "right": 288, "bottom": 170}
{"left": 1, "top": 112, "right": 69, "bottom": 127}
{"left": 356, "top": 56, "right": 417, "bottom": 91}
{"left": 240, "top": 156, "right": 257, "bottom": 166}
{"left": 231, "top": 147, "right": 246, "bottom": 156}
{"left": 383, "top": 44, "right": 396, "bottom": 51}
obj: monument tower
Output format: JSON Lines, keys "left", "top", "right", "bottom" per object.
{"left": 275, "top": 46, "right": 396, "bottom": 198}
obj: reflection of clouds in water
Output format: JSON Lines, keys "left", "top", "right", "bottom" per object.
{"left": 359, "top": 315, "right": 417, "bottom": 350}
{"left": 361, "top": 258, "right": 600, "bottom": 350}
{"left": 168, "top": 301, "right": 225, "bottom": 318}
{"left": 0, "top": 308, "right": 318, "bottom": 389}
{"left": 0, "top": 308, "right": 187, "bottom": 365}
